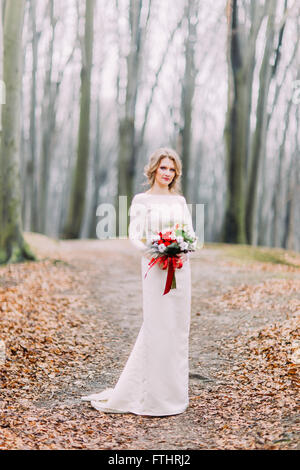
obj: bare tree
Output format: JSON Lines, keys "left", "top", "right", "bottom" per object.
{"left": 39, "top": 1, "right": 76, "bottom": 234}
{"left": 0, "top": 0, "right": 35, "bottom": 263}
{"left": 282, "top": 109, "right": 299, "bottom": 250}
{"left": 0, "top": 0, "right": 3, "bottom": 77}
{"left": 117, "top": 0, "right": 145, "bottom": 216}
{"left": 27, "top": 0, "right": 40, "bottom": 232}
{"left": 178, "top": 0, "right": 198, "bottom": 199}
{"left": 222, "top": 0, "right": 266, "bottom": 243}
{"left": 88, "top": 98, "right": 105, "bottom": 238}
{"left": 0, "top": 0, "right": 4, "bottom": 133}
{"left": 222, "top": 0, "right": 291, "bottom": 245}
{"left": 257, "top": 25, "right": 300, "bottom": 247}
{"left": 63, "top": 0, "right": 95, "bottom": 239}
{"left": 245, "top": 0, "right": 288, "bottom": 244}
{"left": 38, "top": 0, "right": 57, "bottom": 234}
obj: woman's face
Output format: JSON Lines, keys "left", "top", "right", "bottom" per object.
{"left": 155, "top": 157, "right": 176, "bottom": 187}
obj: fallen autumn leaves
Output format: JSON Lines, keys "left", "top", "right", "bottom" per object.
{"left": 189, "top": 314, "right": 299, "bottom": 449}
{"left": 0, "top": 239, "right": 299, "bottom": 449}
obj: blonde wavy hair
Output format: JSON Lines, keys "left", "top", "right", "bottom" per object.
{"left": 143, "top": 147, "right": 183, "bottom": 194}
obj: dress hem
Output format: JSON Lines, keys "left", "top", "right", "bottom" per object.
{"left": 86, "top": 400, "right": 189, "bottom": 417}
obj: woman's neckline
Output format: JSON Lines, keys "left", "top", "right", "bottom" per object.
{"left": 143, "top": 191, "right": 181, "bottom": 197}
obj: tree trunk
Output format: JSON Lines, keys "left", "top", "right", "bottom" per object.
{"left": 117, "top": 0, "right": 143, "bottom": 233}
{"left": 282, "top": 179, "right": 295, "bottom": 251}
{"left": 0, "top": 0, "right": 3, "bottom": 76}
{"left": 245, "top": 0, "right": 278, "bottom": 245}
{"left": 222, "top": 0, "right": 247, "bottom": 244}
{"left": 28, "top": 0, "right": 39, "bottom": 232}
{"left": 257, "top": 7, "right": 297, "bottom": 247}
{"left": 39, "top": 0, "right": 57, "bottom": 233}
{"left": 270, "top": 97, "right": 293, "bottom": 247}
{"left": 180, "top": 0, "right": 198, "bottom": 200}
{"left": 63, "top": 0, "right": 95, "bottom": 239}
{"left": 283, "top": 106, "right": 299, "bottom": 250}
{"left": 89, "top": 98, "right": 103, "bottom": 238}
{"left": 0, "top": 0, "right": 4, "bottom": 133}
{"left": 222, "top": 0, "right": 283, "bottom": 245}
{"left": 0, "top": 0, "right": 35, "bottom": 264}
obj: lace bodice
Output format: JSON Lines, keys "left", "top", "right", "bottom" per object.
{"left": 129, "top": 192, "right": 196, "bottom": 254}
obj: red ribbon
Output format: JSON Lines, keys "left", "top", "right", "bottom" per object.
{"left": 144, "top": 255, "right": 183, "bottom": 295}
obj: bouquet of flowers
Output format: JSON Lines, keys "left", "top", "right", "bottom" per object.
{"left": 144, "top": 223, "right": 197, "bottom": 295}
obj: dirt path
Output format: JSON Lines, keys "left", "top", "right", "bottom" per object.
{"left": 1, "top": 235, "right": 299, "bottom": 449}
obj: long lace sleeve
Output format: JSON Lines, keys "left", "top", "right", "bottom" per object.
{"left": 128, "top": 195, "right": 148, "bottom": 254}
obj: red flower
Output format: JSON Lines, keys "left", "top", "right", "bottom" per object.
{"left": 163, "top": 231, "right": 173, "bottom": 239}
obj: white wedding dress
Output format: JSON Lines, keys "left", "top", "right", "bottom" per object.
{"left": 81, "top": 192, "right": 196, "bottom": 416}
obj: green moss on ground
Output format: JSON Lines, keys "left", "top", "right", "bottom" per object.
{"left": 205, "top": 242, "right": 300, "bottom": 268}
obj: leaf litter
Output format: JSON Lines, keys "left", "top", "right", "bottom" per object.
{"left": 0, "top": 237, "right": 299, "bottom": 449}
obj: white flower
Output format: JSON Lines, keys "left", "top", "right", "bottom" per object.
{"left": 151, "top": 234, "right": 161, "bottom": 242}
{"left": 179, "top": 241, "right": 188, "bottom": 251}
{"left": 176, "top": 236, "right": 184, "bottom": 243}
{"left": 158, "top": 244, "right": 166, "bottom": 253}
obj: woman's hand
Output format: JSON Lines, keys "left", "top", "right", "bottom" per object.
{"left": 144, "top": 252, "right": 153, "bottom": 261}
{"left": 144, "top": 253, "right": 165, "bottom": 270}
{"left": 178, "top": 253, "right": 188, "bottom": 263}
{"left": 144, "top": 252, "right": 188, "bottom": 267}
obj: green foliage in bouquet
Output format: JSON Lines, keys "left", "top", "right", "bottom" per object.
{"left": 164, "top": 243, "right": 180, "bottom": 256}
{"left": 175, "top": 224, "right": 195, "bottom": 243}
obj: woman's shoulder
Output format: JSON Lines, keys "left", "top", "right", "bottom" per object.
{"left": 131, "top": 192, "right": 186, "bottom": 207}
{"left": 134, "top": 191, "right": 184, "bottom": 198}
{"left": 131, "top": 193, "right": 148, "bottom": 206}
{"left": 132, "top": 192, "right": 148, "bottom": 201}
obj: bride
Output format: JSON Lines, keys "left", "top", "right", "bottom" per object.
{"left": 81, "top": 147, "right": 197, "bottom": 416}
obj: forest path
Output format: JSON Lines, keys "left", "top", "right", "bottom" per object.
{"left": 1, "top": 234, "right": 299, "bottom": 449}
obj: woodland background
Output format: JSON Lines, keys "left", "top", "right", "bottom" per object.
{"left": 0, "top": 0, "right": 299, "bottom": 263}
{"left": 0, "top": 0, "right": 300, "bottom": 451}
